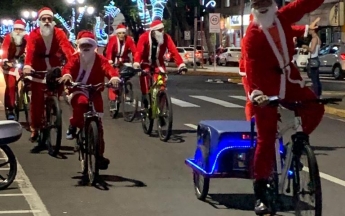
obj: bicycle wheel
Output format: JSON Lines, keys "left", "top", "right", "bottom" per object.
{"left": 0, "top": 145, "right": 17, "bottom": 190}
{"left": 85, "top": 120, "right": 99, "bottom": 185}
{"left": 293, "top": 144, "right": 322, "bottom": 216}
{"left": 14, "top": 89, "right": 20, "bottom": 122}
{"left": 23, "top": 91, "right": 30, "bottom": 124}
{"left": 156, "top": 91, "right": 173, "bottom": 142}
{"left": 122, "top": 81, "right": 138, "bottom": 122}
{"left": 141, "top": 94, "right": 154, "bottom": 135}
{"left": 45, "top": 96, "right": 62, "bottom": 157}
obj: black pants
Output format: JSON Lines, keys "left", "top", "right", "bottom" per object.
{"left": 309, "top": 66, "right": 322, "bottom": 97}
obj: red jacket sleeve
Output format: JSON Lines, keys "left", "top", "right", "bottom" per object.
{"left": 100, "top": 55, "right": 119, "bottom": 80}
{"left": 239, "top": 39, "right": 246, "bottom": 75}
{"left": 244, "top": 27, "right": 266, "bottom": 101}
{"left": 1, "top": 34, "right": 11, "bottom": 62}
{"left": 279, "top": 0, "right": 324, "bottom": 25}
{"left": 128, "top": 36, "right": 137, "bottom": 56}
{"left": 166, "top": 34, "right": 186, "bottom": 70}
{"left": 291, "top": 25, "right": 309, "bottom": 38}
{"left": 133, "top": 34, "right": 146, "bottom": 67}
{"left": 24, "top": 32, "right": 35, "bottom": 70}
{"left": 56, "top": 29, "right": 75, "bottom": 60}
{"left": 61, "top": 54, "right": 79, "bottom": 81}
{"left": 106, "top": 36, "right": 116, "bottom": 64}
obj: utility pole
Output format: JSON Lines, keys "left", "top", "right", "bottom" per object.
{"left": 240, "top": 0, "right": 244, "bottom": 38}
{"left": 193, "top": 6, "right": 198, "bottom": 72}
{"left": 200, "top": 0, "right": 204, "bottom": 68}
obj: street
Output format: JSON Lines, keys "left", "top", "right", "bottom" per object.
{"left": 1, "top": 74, "right": 345, "bottom": 216}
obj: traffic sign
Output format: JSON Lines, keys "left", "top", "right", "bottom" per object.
{"left": 209, "top": 13, "right": 220, "bottom": 33}
{"left": 184, "top": 31, "right": 191, "bottom": 40}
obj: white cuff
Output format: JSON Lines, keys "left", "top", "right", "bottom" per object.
{"left": 178, "top": 63, "right": 186, "bottom": 70}
{"left": 108, "top": 60, "right": 113, "bottom": 64}
{"left": 23, "top": 65, "right": 33, "bottom": 70}
{"left": 2, "top": 59, "right": 8, "bottom": 62}
{"left": 62, "top": 74, "right": 72, "bottom": 79}
{"left": 304, "top": 25, "right": 309, "bottom": 37}
{"left": 249, "top": 90, "right": 263, "bottom": 102}
{"left": 123, "top": 62, "right": 133, "bottom": 67}
{"left": 133, "top": 62, "right": 140, "bottom": 68}
{"left": 109, "top": 76, "right": 121, "bottom": 82}
{"left": 239, "top": 71, "right": 246, "bottom": 76}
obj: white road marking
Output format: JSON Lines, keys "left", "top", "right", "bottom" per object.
{"left": 185, "top": 123, "right": 345, "bottom": 188}
{"left": 0, "top": 168, "right": 9, "bottom": 170}
{"left": 16, "top": 162, "right": 51, "bottom": 216}
{"left": 326, "top": 116, "right": 345, "bottom": 123}
{"left": 190, "top": 95, "right": 243, "bottom": 108}
{"left": 0, "top": 193, "right": 32, "bottom": 196}
{"left": 171, "top": 98, "right": 200, "bottom": 107}
{"left": 184, "top": 124, "right": 198, "bottom": 130}
{"left": 229, "top": 95, "right": 247, "bottom": 101}
{"left": 0, "top": 210, "right": 42, "bottom": 214}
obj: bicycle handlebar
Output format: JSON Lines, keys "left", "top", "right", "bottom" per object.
{"left": 65, "top": 81, "right": 113, "bottom": 90}
{"left": 254, "top": 96, "right": 343, "bottom": 107}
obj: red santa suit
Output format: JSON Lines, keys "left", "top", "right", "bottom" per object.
{"left": 239, "top": 21, "right": 312, "bottom": 121}
{"left": 133, "top": 20, "right": 185, "bottom": 94}
{"left": 245, "top": 0, "right": 325, "bottom": 180}
{"left": 62, "top": 31, "right": 119, "bottom": 154}
{"left": 1, "top": 20, "right": 27, "bottom": 111}
{"left": 106, "top": 24, "right": 136, "bottom": 100}
{"left": 24, "top": 7, "right": 75, "bottom": 131}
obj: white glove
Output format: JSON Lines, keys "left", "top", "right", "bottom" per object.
{"left": 109, "top": 77, "right": 121, "bottom": 88}
{"left": 23, "top": 67, "right": 32, "bottom": 74}
{"left": 133, "top": 62, "right": 140, "bottom": 69}
{"left": 58, "top": 75, "right": 72, "bottom": 84}
{"left": 253, "top": 94, "right": 269, "bottom": 107}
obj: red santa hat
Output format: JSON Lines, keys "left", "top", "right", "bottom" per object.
{"left": 115, "top": 24, "right": 126, "bottom": 34}
{"left": 37, "top": 7, "right": 54, "bottom": 19}
{"left": 150, "top": 20, "right": 164, "bottom": 31}
{"left": 13, "top": 20, "right": 25, "bottom": 30}
{"left": 77, "top": 30, "right": 97, "bottom": 48}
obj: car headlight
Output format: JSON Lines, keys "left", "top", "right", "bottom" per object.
{"left": 16, "top": 63, "right": 22, "bottom": 68}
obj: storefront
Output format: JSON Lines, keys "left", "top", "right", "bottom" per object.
{"left": 223, "top": 14, "right": 251, "bottom": 47}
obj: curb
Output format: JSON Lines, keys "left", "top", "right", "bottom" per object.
{"left": 166, "top": 69, "right": 241, "bottom": 77}
{"left": 325, "top": 106, "right": 345, "bottom": 118}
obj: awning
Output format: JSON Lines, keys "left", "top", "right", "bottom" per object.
{"left": 295, "top": 2, "right": 344, "bottom": 26}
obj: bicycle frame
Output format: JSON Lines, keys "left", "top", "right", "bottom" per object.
{"left": 145, "top": 70, "right": 167, "bottom": 119}
{"left": 275, "top": 108, "right": 303, "bottom": 194}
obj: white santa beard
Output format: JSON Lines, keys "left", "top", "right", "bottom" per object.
{"left": 252, "top": 3, "right": 278, "bottom": 29}
{"left": 12, "top": 33, "right": 24, "bottom": 46}
{"left": 154, "top": 31, "right": 164, "bottom": 45}
{"left": 40, "top": 23, "right": 53, "bottom": 37}
{"left": 80, "top": 51, "right": 95, "bottom": 64}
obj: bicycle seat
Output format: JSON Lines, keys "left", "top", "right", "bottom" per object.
{"left": 0, "top": 120, "right": 22, "bottom": 146}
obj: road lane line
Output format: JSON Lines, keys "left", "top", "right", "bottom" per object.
{"left": 0, "top": 168, "right": 9, "bottom": 170}
{"left": 0, "top": 193, "right": 32, "bottom": 196}
{"left": 0, "top": 210, "right": 42, "bottom": 214}
{"left": 184, "top": 124, "right": 198, "bottom": 130}
{"left": 190, "top": 95, "right": 243, "bottom": 108}
{"left": 16, "top": 162, "right": 51, "bottom": 216}
{"left": 171, "top": 98, "right": 200, "bottom": 107}
{"left": 229, "top": 95, "right": 247, "bottom": 101}
{"left": 185, "top": 123, "right": 345, "bottom": 188}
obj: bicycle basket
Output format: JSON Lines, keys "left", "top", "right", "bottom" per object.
{"left": 46, "top": 67, "right": 62, "bottom": 91}
{"left": 119, "top": 66, "right": 136, "bottom": 79}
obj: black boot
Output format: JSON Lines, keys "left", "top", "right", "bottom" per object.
{"left": 253, "top": 179, "right": 270, "bottom": 215}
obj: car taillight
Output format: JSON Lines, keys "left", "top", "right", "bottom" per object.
{"left": 341, "top": 54, "right": 345, "bottom": 60}
{"left": 185, "top": 53, "right": 190, "bottom": 58}
{"left": 242, "top": 134, "right": 251, "bottom": 140}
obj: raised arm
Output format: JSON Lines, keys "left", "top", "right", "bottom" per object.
{"left": 279, "top": 0, "right": 324, "bottom": 25}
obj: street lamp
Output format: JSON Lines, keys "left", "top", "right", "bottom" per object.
{"left": 22, "top": 10, "right": 37, "bottom": 31}
{"left": 86, "top": 6, "right": 95, "bottom": 15}
{"left": 66, "top": 0, "right": 87, "bottom": 40}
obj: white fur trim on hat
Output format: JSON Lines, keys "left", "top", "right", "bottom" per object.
{"left": 39, "top": 10, "right": 54, "bottom": 19}
{"left": 150, "top": 23, "right": 164, "bottom": 30}
{"left": 115, "top": 28, "right": 126, "bottom": 33}
{"left": 13, "top": 24, "right": 25, "bottom": 29}
{"left": 78, "top": 38, "right": 97, "bottom": 47}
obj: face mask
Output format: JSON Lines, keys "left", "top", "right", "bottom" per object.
{"left": 154, "top": 30, "right": 164, "bottom": 45}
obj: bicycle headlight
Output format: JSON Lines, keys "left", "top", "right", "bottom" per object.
{"left": 16, "top": 63, "right": 22, "bottom": 68}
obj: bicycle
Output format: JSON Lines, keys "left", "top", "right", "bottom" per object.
{"left": 14, "top": 71, "right": 30, "bottom": 124}
{"left": 254, "top": 96, "right": 342, "bottom": 215}
{"left": 0, "top": 120, "right": 22, "bottom": 190}
{"left": 139, "top": 69, "right": 173, "bottom": 142}
{"left": 109, "top": 65, "right": 138, "bottom": 121}
{"left": 66, "top": 81, "right": 113, "bottom": 185}
{"left": 25, "top": 68, "right": 62, "bottom": 156}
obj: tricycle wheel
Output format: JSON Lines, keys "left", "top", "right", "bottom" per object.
{"left": 193, "top": 171, "right": 210, "bottom": 201}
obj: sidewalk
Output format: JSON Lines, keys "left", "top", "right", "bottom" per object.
{"left": 166, "top": 66, "right": 241, "bottom": 77}
{"left": 322, "top": 91, "right": 345, "bottom": 118}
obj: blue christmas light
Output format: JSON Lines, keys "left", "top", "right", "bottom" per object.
{"left": 54, "top": 13, "right": 75, "bottom": 42}
{"left": 77, "top": 6, "right": 87, "bottom": 23}
{"left": 205, "top": 0, "right": 216, "bottom": 8}
{"left": 150, "top": 0, "right": 167, "bottom": 21}
{"left": 104, "top": 0, "right": 120, "bottom": 18}
{"left": 95, "top": 16, "right": 109, "bottom": 46}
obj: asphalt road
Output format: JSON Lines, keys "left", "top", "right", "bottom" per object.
{"left": 1, "top": 74, "right": 345, "bottom": 216}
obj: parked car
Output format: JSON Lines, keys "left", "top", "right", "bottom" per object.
{"left": 309, "top": 43, "right": 345, "bottom": 80}
{"left": 189, "top": 45, "right": 208, "bottom": 64}
{"left": 293, "top": 47, "right": 309, "bottom": 72}
{"left": 164, "top": 47, "right": 192, "bottom": 67}
{"left": 217, "top": 47, "right": 241, "bottom": 66}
